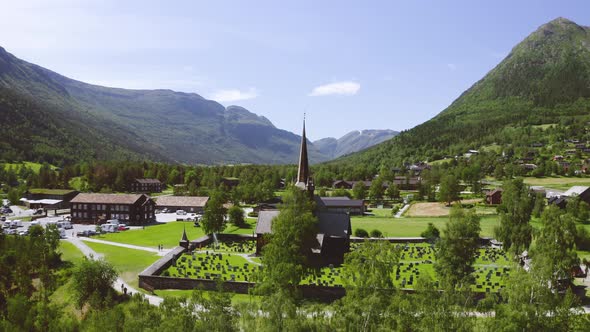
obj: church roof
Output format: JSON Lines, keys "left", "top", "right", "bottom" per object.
{"left": 255, "top": 210, "right": 280, "bottom": 234}
{"left": 255, "top": 209, "right": 350, "bottom": 238}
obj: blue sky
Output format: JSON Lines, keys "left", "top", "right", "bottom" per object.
{"left": 1, "top": 0, "right": 588, "bottom": 139}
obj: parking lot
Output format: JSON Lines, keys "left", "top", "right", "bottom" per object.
{"left": 1, "top": 211, "right": 203, "bottom": 237}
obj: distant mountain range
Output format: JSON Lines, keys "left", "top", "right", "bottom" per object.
{"left": 335, "top": 17, "right": 590, "bottom": 167}
{"left": 314, "top": 130, "right": 399, "bottom": 159}
{"left": 0, "top": 46, "right": 391, "bottom": 165}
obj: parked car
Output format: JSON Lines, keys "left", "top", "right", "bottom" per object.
{"left": 176, "top": 210, "right": 187, "bottom": 215}
{"left": 0, "top": 216, "right": 5, "bottom": 222}
{"left": 118, "top": 224, "right": 129, "bottom": 231}
{"left": 5, "top": 229, "right": 16, "bottom": 235}
{"left": 18, "top": 230, "right": 28, "bottom": 236}
{"left": 161, "top": 208, "right": 169, "bottom": 213}
{"left": 33, "top": 209, "right": 44, "bottom": 215}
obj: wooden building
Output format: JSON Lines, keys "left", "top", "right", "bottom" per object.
{"left": 315, "top": 196, "right": 365, "bottom": 215}
{"left": 130, "top": 178, "right": 163, "bottom": 193}
{"left": 155, "top": 196, "right": 209, "bottom": 213}
{"left": 22, "top": 188, "right": 79, "bottom": 210}
{"left": 485, "top": 189, "right": 503, "bottom": 205}
{"left": 256, "top": 119, "right": 351, "bottom": 265}
{"left": 70, "top": 193, "right": 155, "bottom": 225}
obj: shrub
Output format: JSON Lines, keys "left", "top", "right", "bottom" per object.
{"left": 355, "top": 228, "right": 369, "bottom": 238}
{"left": 247, "top": 211, "right": 258, "bottom": 217}
{"left": 228, "top": 206, "right": 245, "bottom": 227}
{"left": 370, "top": 229, "right": 383, "bottom": 238}
{"left": 420, "top": 222, "right": 440, "bottom": 241}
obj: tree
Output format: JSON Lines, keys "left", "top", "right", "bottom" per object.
{"left": 495, "top": 179, "right": 533, "bottom": 255}
{"left": 438, "top": 174, "right": 460, "bottom": 206}
{"left": 201, "top": 191, "right": 227, "bottom": 235}
{"left": 369, "top": 178, "right": 385, "bottom": 201}
{"left": 227, "top": 206, "right": 245, "bottom": 227}
{"left": 71, "top": 258, "right": 117, "bottom": 308}
{"left": 420, "top": 222, "right": 440, "bottom": 242}
{"left": 386, "top": 184, "right": 400, "bottom": 200}
{"left": 352, "top": 181, "right": 366, "bottom": 200}
{"left": 533, "top": 205, "right": 578, "bottom": 287}
{"left": 336, "top": 241, "right": 401, "bottom": 331}
{"left": 256, "top": 187, "right": 318, "bottom": 297}
{"left": 435, "top": 206, "right": 480, "bottom": 289}
{"left": 7, "top": 187, "right": 20, "bottom": 206}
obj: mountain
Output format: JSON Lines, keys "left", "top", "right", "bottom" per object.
{"left": 335, "top": 17, "right": 590, "bottom": 168}
{"left": 314, "top": 129, "right": 399, "bottom": 159}
{"left": 0, "top": 47, "right": 327, "bottom": 165}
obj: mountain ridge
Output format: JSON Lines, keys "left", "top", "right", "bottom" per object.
{"left": 334, "top": 17, "right": 590, "bottom": 168}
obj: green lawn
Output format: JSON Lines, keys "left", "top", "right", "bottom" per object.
{"left": 84, "top": 241, "right": 160, "bottom": 289}
{"left": 154, "top": 289, "right": 262, "bottom": 305}
{"left": 352, "top": 215, "right": 500, "bottom": 237}
{"left": 59, "top": 240, "right": 86, "bottom": 265}
{"left": 523, "top": 176, "right": 590, "bottom": 190}
{"left": 3, "top": 161, "right": 55, "bottom": 173}
{"left": 96, "top": 220, "right": 256, "bottom": 249}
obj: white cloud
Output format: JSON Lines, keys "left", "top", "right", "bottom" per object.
{"left": 447, "top": 63, "right": 457, "bottom": 71}
{"left": 309, "top": 81, "right": 360, "bottom": 97}
{"left": 210, "top": 88, "right": 258, "bottom": 102}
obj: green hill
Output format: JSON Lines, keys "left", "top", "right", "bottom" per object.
{"left": 0, "top": 47, "right": 327, "bottom": 165}
{"left": 335, "top": 17, "right": 590, "bottom": 168}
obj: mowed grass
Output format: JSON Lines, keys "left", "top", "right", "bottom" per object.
{"left": 523, "top": 176, "right": 590, "bottom": 190}
{"left": 84, "top": 241, "right": 160, "bottom": 289}
{"left": 154, "top": 289, "right": 262, "bottom": 305}
{"left": 59, "top": 240, "right": 86, "bottom": 265}
{"left": 96, "top": 220, "right": 256, "bottom": 249}
{"left": 352, "top": 214, "right": 500, "bottom": 237}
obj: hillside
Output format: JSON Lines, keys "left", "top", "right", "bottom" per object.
{"left": 0, "top": 47, "right": 327, "bottom": 165}
{"left": 314, "top": 129, "right": 399, "bottom": 159}
{"left": 335, "top": 17, "right": 590, "bottom": 168}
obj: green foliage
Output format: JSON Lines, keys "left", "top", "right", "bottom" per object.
{"left": 227, "top": 206, "right": 245, "bottom": 227}
{"left": 439, "top": 174, "right": 460, "bottom": 206}
{"left": 435, "top": 206, "right": 481, "bottom": 289}
{"left": 532, "top": 205, "right": 579, "bottom": 286}
{"left": 420, "top": 222, "right": 440, "bottom": 241}
{"left": 369, "top": 229, "right": 383, "bottom": 238}
{"left": 71, "top": 257, "right": 117, "bottom": 308}
{"left": 201, "top": 191, "right": 228, "bottom": 235}
{"left": 352, "top": 181, "right": 366, "bottom": 200}
{"left": 496, "top": 179, "right": 533, "bottom": 255}
{"left": 256, "top": 187, "right": 318, "bottom": 297}
{"left": 354, "top": 228, "right": 369, "bottom": 238}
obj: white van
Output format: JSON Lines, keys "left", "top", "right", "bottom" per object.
{"left": 102, "top": 223, "right": 118, "bottom": 233}
{"left": 57, "top": 220, "right": 72, "bottom": 229}
{"left": 106, "top": 219, "right": 120, "bottom": 226}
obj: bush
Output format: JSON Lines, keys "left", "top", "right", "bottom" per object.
{"left": 391, "top": 204, "right": 401, "bottom": 215}
{"left": 370, "top": 229, "right": 383, "bottom": 238}
{"left": 228, "top": 206, "right": 245, "bottom": 227}
{"left": 420, "top": 222, "right": 440, "bottom": 241}
{"left": 247, "top": 211, "right": 258, "bottom": 218}
{"left": 354, "top": 228, "right": 369, "bottom": 238}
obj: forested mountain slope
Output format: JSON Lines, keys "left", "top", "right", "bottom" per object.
{"left": 335, "top": 17, "right": 590, "bottom": 168}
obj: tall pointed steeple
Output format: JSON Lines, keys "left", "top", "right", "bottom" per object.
{"left": 295, "top": 114, "right": 314, "bottom": 197}
{"left": 296, "top": 115, "right": 310, "bottom": 186}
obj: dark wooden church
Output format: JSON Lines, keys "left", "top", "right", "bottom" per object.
{"left": 255, "top": 119, "right": 351, "bottom": 265}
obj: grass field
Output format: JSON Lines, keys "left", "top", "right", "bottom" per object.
{"left": 523, "top": 176, "right": 590, "bottom": 190}
{"left": 2, "top": 161, "right": 55, "bottom": 173}
{"left": 96, "top": 219, "right": 257, "bottom": 249}
{"left": 59, "top": 240, "right": 86, "bottom": 265}
{"left": 352, "top": 214, "right": 500, "bottom": 237}
{"left": 84, "top": 241, "right": 160, "bottom": 288}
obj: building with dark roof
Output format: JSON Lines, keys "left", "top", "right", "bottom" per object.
{"left": 255, "top": 118, "right": 351, "bottom": 265}
{"left": 155, "top": 196, "right": 209, "bottom": 213}
{"left": 70, "top": 193, "right": 155, "bottom": 225}
{"left": 485, "top": 189, "right": 503, "bottom": 205}
{"left": 131, "top": 178, "right": 163, "bottom": 193}
{"left": 23, "top": 188, "right": 79, "bottom": 210}
{"left": 315, "top": 196, "right": 365, "bottom": 215}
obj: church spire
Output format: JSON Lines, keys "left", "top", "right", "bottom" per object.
{"left": 296, "top": 115, "right": 310, "bottom": 187}
{"left": 295, "top": 114, "right": 314, "bottom": 197}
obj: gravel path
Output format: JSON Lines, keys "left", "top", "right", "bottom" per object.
{"left": 65, "top": 238, "right": 164, "bottom": 306}
{"left": 78, "top": 237, "right": 171, "bottom": 256}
